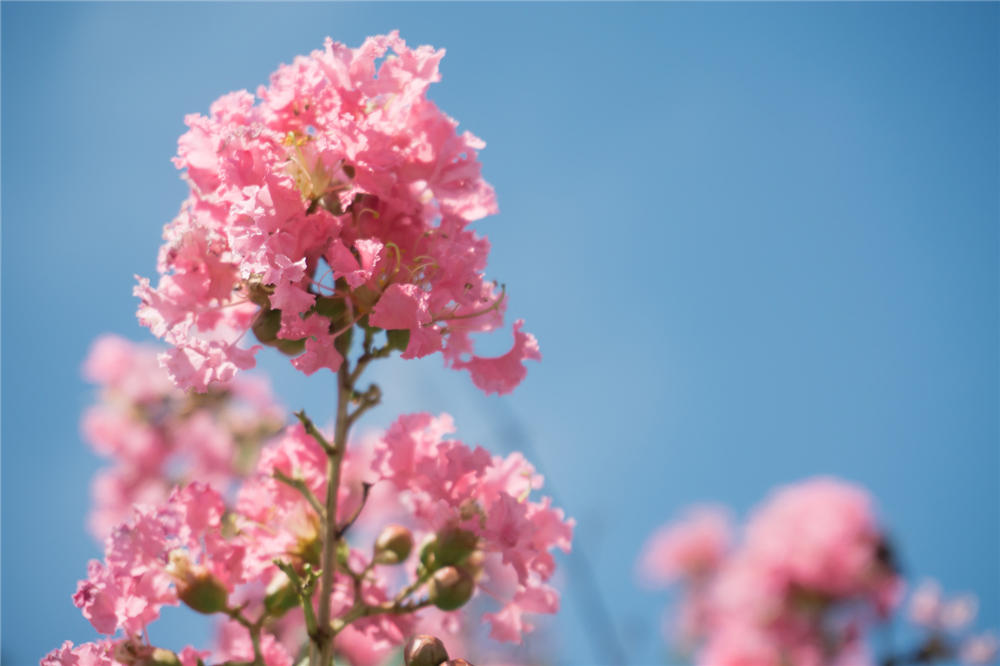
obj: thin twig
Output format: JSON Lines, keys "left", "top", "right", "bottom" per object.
{"left": 295, "top": 410, "right": 335, "bottom": 455}
{"left": 335, "top": 482, "right": 373, "bottom": 539}
{"left": 273, "top": 469, "right": 325, "bottom": 520}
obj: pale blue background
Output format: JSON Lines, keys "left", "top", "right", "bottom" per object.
{"left": 3, "top": 3, "right": 997, "bottom": 665}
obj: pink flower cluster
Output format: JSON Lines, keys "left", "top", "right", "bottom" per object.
{"left": 373, "top": 413, "right": 575, "bottom": 642}
{"left": 641, "top": 478, "right": 902, "bottom": 666}
{"left": 66, "top": 483, "right": 260, "bottom": 662}
{"left": 82, "top": 334, "right": 283, "bottom": 538}
{"left": 48, "top": 415, "right": 571, "bottom": 665}
{"left": 135, "top": 32, "right": 539, "bottom": 394}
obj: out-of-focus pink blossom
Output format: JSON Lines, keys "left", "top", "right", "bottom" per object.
{"left": 638, "top": 506, "right": 731, "bottom": 586}
{"left": 72, "top": 483, "right": 246, "bottom": 636}
{"left": 215, "top": 620, "right": 294, "bottom": 666}
{"left": 81, "top": 335, "right": 283, "bottom": 538}
{"left": 909, "top": 580, "right": 944, "bottom": 627}
{"left": 961, "top": 633, "right": 1000, "bottom": 665}
{"left": 644, "top": 478, "right": 902, "bottom": 666}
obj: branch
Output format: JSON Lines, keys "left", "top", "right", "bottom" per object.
{"left": 225, "top": 606, "right": 264, "bottom": 666}
{"left": 335, "top": 482, "right": 373, "bottom": 539}
{"left": 273, "top": 469, "right": 325, "bottom": 520}
{"left": 274, "top": 560, "right": 321, "bottom": 645}
{"left": 295, "top": 410, "right": 335, "bottom": 455}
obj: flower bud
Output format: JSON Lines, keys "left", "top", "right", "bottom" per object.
{"left": 275, "top": 337, "right": 306, "bottom": 356}
{"left": 434, "top": 527, "right": 479, "bottom": 567}
{"left": 374, "top": 524, "right": 414, "bottom": 565}
{"left": 167, "top": 550, "right": 228, "bottom": 615}
{"left": 336, "top": 538, "right": 351, "bottom": 569}
{"left": 114, "top": 643, "right": 184, "bottom": 666}
{"left": 428, "top": 566, "right": 475, "bottom": 611}
{"left": 418, "top": 534, "right": 439, "bottom": 571}
{"left": 458, "top": 551, "right": 485, "bottom": 586}
{"left": 142, "top": 649, "right": 183, "bottom": 666}
{"left": 443, "top": 660, "right": 475, "bottom": 666}
{"left": 264, "top": 570, "right": 299, "bottom": 617}
{"left": 251, "top": 308, "right": 281, "bottom": 343}
{"left": 403, "top": 634, "right": 449, "bottom": 666}
{"left": 294, "top": 531, "right": 322, "bottom": 568}
{"left": 386, "top": 328, "right": 411, "bottom": 352}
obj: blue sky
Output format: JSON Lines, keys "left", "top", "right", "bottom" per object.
{"left": 3, "top": 3, "right": 997, "bottom": 665}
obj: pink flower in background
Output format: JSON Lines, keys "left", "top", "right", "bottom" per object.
{"left": 81, "top": 335, "right": 284, "bottom": 538}
{"left": 642, "top": 477, "right": 905, "bottom": 666}
{"left": 136, "top": 32, "right": 538, "bottom": 394}
{"left": 962, "top": 634, "right": 1000, "bottom": 665}
{"left": 740, "top": 478, "right": 896, "bottom": 607}
{"left": 73, "top": 483, "right": 247, "bottom": 637}
{"left": 638, "top": 505, "right": 731, "bottom": 586}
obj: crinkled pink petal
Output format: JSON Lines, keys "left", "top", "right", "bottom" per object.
{"left": 451, "top": 319, "right": 540, "bottom": 395}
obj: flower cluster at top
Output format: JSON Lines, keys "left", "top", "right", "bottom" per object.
{"left": 639, "top": 477, "right": 998, "bottom": 666}
{"left": 82, "top": 335, "right": 284, "bottom": 538}
{"left": 135, "top": 31, "right": 539, "bottom": 394}
{"left": 45, "top": 413, "right": 572, "bottom": 666}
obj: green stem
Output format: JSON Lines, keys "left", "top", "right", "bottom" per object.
{"left": 273, "top": 469, "right": 325, "bottom": 520}
{"left": 314, "top": 363, "right": 352, "bottom": 666}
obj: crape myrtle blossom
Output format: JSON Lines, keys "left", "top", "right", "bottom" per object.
{"left": 372, "top": 413, "right": 575, "bottom": 643}
{"left": 82, "top": 334, "right": 284, "bottom": 538}
{"left": 643, "top": 478, "right": 999, "bottom": 666}
{"left": 52, "top": 32, "right": 558, "bottom": 666}
{"left": 50, "top": 416, "right": 570, "bottom": 665}
{"left": 135, "top": 31, "right": 540, "bottom": 394}
{"left": 637, "top": 506, "right": 732, "bottom": 648}
{"left": 638, "top": 505, "right": 731, "bottom": 586}
{"left": 641, "top": 478, "right": 903, "bottom": 666}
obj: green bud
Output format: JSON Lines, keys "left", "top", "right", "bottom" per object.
{"left": 275, "top": 337, "right": 306, "bottom": 356}
{"left": 264, "top": 571, "right": 299, "bottom": 617}
{"left": 402, "top": 634, "right": 449, "bottom": 666}
{"left": 427, "top": 566, "right": 475, "bottom": 611}
{"left": 144, "top": 649, "right": 183, "bottom": 666}
{"left": 167, "top": 551, "right": 228, "bottom": 615}
{"left": 178, "top": 574, "right": 228, "bottom": 615}
{"left": 373, "top": 524, "right": 414, "bottom": 565}
{"left": 314, "top": 296, "right": 347, "bottom": 322}
{"left": 352, "top": 286, "right": 380, "bottom": 314}
{"left": 251, "top": 308, "right": 282, "bottom": 343}
{"left": 418, "top": 534, "right": 439, "bottom": 571}
{"left": 459, "top": 550, "right": 486, "bottom": 582}
{"left": 246, "top": 281, "right": 272, "bottom": 308}
{"left": 294, "top": 531, "right": 322, "bottom": 568}
{"left": 386, "top": 328, "right": 411, "bottom": 352}
{"left": 336, "top": 539, "right": 351, "bottom": 569}
{"left": 112, "top": 644, "right": 190, "bottom": 666}
{"left": 434, "top": 527, "right": 479, "bottom": 567}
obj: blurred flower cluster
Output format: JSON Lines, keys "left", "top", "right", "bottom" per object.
{"left": 640, "top": 478, "right": 998, "bottom": 666}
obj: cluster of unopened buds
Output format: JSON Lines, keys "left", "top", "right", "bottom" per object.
{"left": 640, "top": 477, "right": 998, "bottom": 666}
{"left": 45, "top": 32, "right": 568, "bottom": 666}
